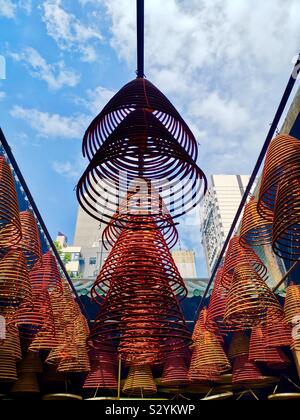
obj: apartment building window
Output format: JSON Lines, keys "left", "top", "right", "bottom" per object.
{"left": 89, "top": 257, "right": 97, "bottom": 266}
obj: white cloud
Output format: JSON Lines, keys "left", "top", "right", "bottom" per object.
{"left": 0, "top": 91, "right": 6, "bottom": 100}
{"left": 76, "top": 86, "right": 115, "bottom": 113}
{"left": 52, "top": 157, "right": 85, "bottom": 179}
{"left": 19, "top": 0, "right": 32, "bottom": 15}
{"left": 42, "top": 0, "right": 103, "bottom": 62}
{"left": 10, "top": 47, "right": 80, "bottom": 90}
{"left": 0, "top": 0, "right": 16, "bottom": 18}
{"left": 10, "top": 106, "right": 89, "bottom": 139}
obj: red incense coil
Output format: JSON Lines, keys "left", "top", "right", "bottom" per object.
{"left": 83, "top": 349, "right": 118, "bottom": 390}
{"left": 249, "top": 327, "right": 291, "bottom": 369}
{"left": 272, "top": 178, "right": 300, "bottom": 260}
{"left": 258, "top": 134, "right": 300, "bottom": 221}
{"left": 19, "top": 211, "right": 42, "bottom": 269}
{"left": 0, "top": 249, "right": 31, "bottom": 313}
{"left": 284, "top": 285, "right": 300, "bottom": 325}
{"left": 0, "top": 156, "right": 22, "bottom": 249}
{"left": 29, "top": 251, "right": 62, "bottom": 292}
{"left": 161, "top": 353, "right": 191, "bottom": 387}
{"left": 232, "top": 356, "right": 264, "bottom": 385}
{"left": 266, "top": 310, "right": 292, "bottom": 348}
{"left": 123, "top": 365, "right": 157, "bottom": 396}
{"left": 192, "top": 308, "right": 208, "bottom": 343}
{"left": 221, "top": 236, "right": 267, "bottom": 290}
{"left": 224, "top": 262, "right": 283, "bottom": 329}
{"left": 240, "top": 197, "right": 273, "bottom": 248}
{"left": 228, "top": 333, "right": 250, "bottom": 360}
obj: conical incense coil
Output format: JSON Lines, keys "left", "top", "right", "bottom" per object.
{"left": 258, "top": 134, "right": 300, "bottom": 221}
{"left": 18, "top": 352, "right": 43, "bottom": 374}
{"left": 83, "top": 78, "right": 198, "bottom": 162}
{"left": 161, "top": 353, "right": 191, "bottom": 387}
{"left": 249, "top": 327, "right": 291, "bottom": 369}
{"left": 0, "top": 354, "right": 18, "bottom": 382}
{"left": 221, "top": 236, "right": 267, "bottom": 290}
{"left": 0, "top": 250, "right": 31, "bottom": 313}
{"left": 273, "top": 178, "right": 300, "bottom": 260}
{"left": 192, "top": 308, "right": 208, "bottom": 343}
{"left": 0, "top": 321, "right": 22, "bottom": 360}
{"left": 77, "top": 109, "right": 207, "bottom": 226}
{"left": 18, "top": 211, "right": 42, "bottom": 270}
{"left": 57, "top": 346, "right": 91, "bottom": 374}
{"left": 188, "top": 365, "right": 221, "bottom": 383}
{"left": 232, "top": 356, "right": 264, "bottom": 385}
{"left": 0, "top": 156, "right": 22, "bottom": 249}
{"left": 83, "top": 349, "right": 118, "bottom": 390}
{"left": 240, "top": 197, "right": 273, "bottom": 248}
{"left": 228, "top": 333, "right": 250, "bottom": 360}
{"left": 123, "top": 365, "right": 157, "bottom": 396}
{"left": 29, "top": 251, "right": 62, "bottom": 291}
{"left": 11, "top": 373, "right": 40, "bottom": 394}
{"left": 266, "top": 309, "right": 292, "bottom": 348}
{"left": 284, "top": 285, "right": 300, "bottom": 325}
{"left": 224, "top": 263, "right": 283, "bottom": 329}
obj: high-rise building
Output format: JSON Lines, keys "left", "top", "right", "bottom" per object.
{"left": 201, "top": 175, "right": 250, "bottom": 275}
{"left": 172, "top": 250, "right": 197, "bottom": 279}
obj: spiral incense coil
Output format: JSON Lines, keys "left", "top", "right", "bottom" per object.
{"left": 77, "top": 109, "right": 207, "bottom": 226}
{"left": 223, "top": 263, "right": 283, "bottom": 329}
{"left": 57, "top": 347, "right": 91, "bottom": 374}
{"left": 123, "top": 365, "right": 157, "bottom": 396}
{"left": 192, "top": 308, "right": 208, "bottom": 343}
{"left": 0, "top": 322, "right": 22, "bottom": 360}
{"left": 249, "top": 327, "right": 291, "bottom": 369}
{"left": 18, "top": 211, "right": 42, "bottom": 269}
{"left": 188, "top": 365, "right": 221, "bottom": 383}
{"left": 0, "top": 156, "right": 22, "bottom": 249}
{"left": 272, "top": 178, "right": 300, "bottom": 260}
{"left": 0, "top": 354, "right": 18, "bottom": 382}
{"left": 83, "top": 350, "right": 118, "bottom": 390}
{"left": 29, "top": 251, "right": 62, "bottom": 292}
{"left": 161, "top": 353, "right": 191, "bottom": 387}
{"left": 232, "top": 356, "right": 263, "bottom": 385}
{"left": 228, "top": 333, "right": 250, "bottom": 360}
{"left": 258, "top": 135, "right": 300, "bottom": 221}
{"left": 266, "top": 310, "right": 292, "bottom": 348}
{"left": 291, "top": 339, "right": 300, "bottom": 351}
{"left": 83, "top": 78, "right": 198, "bottom": 162}
{"left": 221, "top": 236, "right": 267, "bottom": 290}
{"left": 11, "top": 373, "right": 40, "bottom": 394}
{"left": 0, "top": 249, "right": 31, "bottom": 313}
{"left": 284, "top": 285, "right": 300, "bottom": 325}
{"left": 240, "top": 197, "right": 273, "bottom": 248}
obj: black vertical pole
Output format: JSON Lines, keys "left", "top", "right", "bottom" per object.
{"left": 137, "top": 0, "right": 145, "bottom": 78}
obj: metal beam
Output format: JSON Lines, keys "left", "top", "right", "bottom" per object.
{"left": 137, "top": 0, "right": 145, "bottom": 78}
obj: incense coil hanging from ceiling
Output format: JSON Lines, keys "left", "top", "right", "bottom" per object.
{"left": 258, "top": 134, "right": 300, "bottom": 221}
{"left": 29, "top": 251, "right": 62, "bottom": 292}
{"left": 232, "top": 356, "right": 264, "bottom": 385}
{"left": 18, "top": 211, "right": 42, "bottom": 270}
{"left": 192, "top": 308, "right": 208, "bottom": 344}
{"left": 161, "top": 351, "right": 191, "bottom": 387}
{"left": 123, "top": 364, "right": 157, "bottom": 396}
{"left": 239, "top": 197, "right": 273, "bottom": 248}
{"left": 83, "top": 348, "right": 118, "bottom": 390}
{"left": 228, "top": 332, "right": 250, "bottom": 360}
{"left": 265, "top": 308, "right": 292, "bottom": 348}
{"left": 284, "top": 284, "right": 300, "bottom": 325}
{"left": 272, "top": 177, "right": 300, "bottom": 260}
{"left": 0, "top": 156, "right": 22, "bottom": 249}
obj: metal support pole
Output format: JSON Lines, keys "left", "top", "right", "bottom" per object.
{"left": 137, "top": 0, "right": 145, "bottom": 78}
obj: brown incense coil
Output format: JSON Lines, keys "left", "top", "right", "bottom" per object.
{"left": 0, "top": 156, "right": 22, "bottom": 249}
{"left": 161, "top": 353, "right": 191, "bottom": 387}
{"left": 192, "top": 308, "right": 208, "bottom": 343}
{"left": 221, "top": 236, "right": 267, "bottom": 290}
{"left": 249, "top": 327, "right": 291, "bottom": 369}
{"left": 18, "top": 352, "right": 43, "bottom": 374}
{"left": 57, "top": 346, "right": 91, "bottom": 374}
{"left": 188, "top": 365, "right": 221, "bottom": 383}
{"left": 284, "top": 285, "right": 300, "bottom": 325}
{"left": 0, "top": 250, "right": 31, "bottom": 313}
{"left": 11, "top": 373, "right": 40, "bottom": 394}
{"left": 18, "top": 211, "right": 42, "bottom": 269}
{"left": 273, "top": 178, "right": 300, "bottom": 260}
{"left": 266, "top": 310, "right": 292, "bottom": 348}
{"left": 240, "top": 197, "right": 273, "bottom": 248}
{"left": 0, "top": 322, "right": 22, "bottom": 360}
{"left": 228, "top": 333, "right": 250, "bottom": 360}
{"left": 0, "top": 354, "right": 18, "bottom": 382}
{"left": 83, "top": 350, "right": 118, "bottom": 390}
{"left": 123, "top": 365, "right": 157, "bottom": 396}
{"left": 29, "top": 251, "right": 62, "bottom": 291}
{"left": 223, "top": 263, "right": 283, "bottom": 329}
{"left": 232, "top": 356, "right": 264, "bottom": 385}
{"left": 258, "top": 134, "right": 300, "bottom": 221}
{"left": 291, "top": 339, "right": 300, "bottom": 351}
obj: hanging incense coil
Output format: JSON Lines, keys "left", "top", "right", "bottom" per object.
{"left": 228, "top": 333, "right": 250, "bottom": 360}
{"left": 258, "top": 134, "right": 300, "bottom": 221}
{"left": 161, "top": 353, "right": 191, "bottom": 387}
{"left": 221, "top": 236, "right": 267, "bottom": 290}
{"left": 0, "top": 322, "right": 22, "bottom": 360}
{"left": 284, "top": 285, "right": 300, "bottom": 325}
{"left": 57, "top": 348, "right": 91, "bottom": 374}
{"left": 249, "top": 327, "right": 291, "bottom": 369}
{"left": 11, "top": 373, "right": 40, "bottom": 394}
{"left": 240, "top": 197, "right": 273, "bottom": 248}
{"left": 123, "top": 365, "right": 157, "bottom": 396}
{"left": 266, "top": 309, "right": 292, "bottom": 348}
{"left": 224, "top": 262, "right": 283, "bottom": 329}
{"left": 0, "top": 354, "right": 18, "bottom": 382}
{"left": 0, "top": 250, "right": 31, "bottom": 314}
{"left": 232, "top": 356, "right": 264, "bottom": 385}
{"left": 29, "top": 251, "right": 62, "bottom": 292}
{"left": 83, "top": 349, "right": 118, "bottom": 390}
{"left": 18, "top": 352, "right": 43, "bottom": 374}
{"left": 192, "top": 308, "right": 208, "bottom": 344}
{"left": 272, "top": 178, "right": 300, "bottom": 260}
{"left": 0, "top": 156, "right": 22, "bottom": 249}
{"left": 18, "top": 211, "right": 42, "bottom": 269}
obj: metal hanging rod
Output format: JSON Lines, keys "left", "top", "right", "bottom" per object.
{"left": 136, "top": 0, "right": 145, "bottom": 78}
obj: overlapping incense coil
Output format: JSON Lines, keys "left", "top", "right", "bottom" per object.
{"left": 161, "top": 352, "right": 191, "bottom": 387}
{"left": 232, "top": 356, "right": 264, "bottom": 385}
{"left": 258, "top": 135, "right": 300, "bottom": 221}
{"left": 0, "top": 250, "right": 31, "bottom": 313}
{"left": 249, "top": 327, "right": 291, "bottom": 369}
{"left": 0, "top": 322, "right": 22, "bottom": 360}
{"left": 224, "top": 262, "right": 283, "bottom": 329}
{"left": 18, "top": 211, "right": 42, "bottom": 269}
{"left": 0, "top": 354, "right": 18, "bottom": 382}
{"left": 266, "top": 310, "right": 292, "bottom": 348}
{"left": 0, "top": 156, "right": 22, "bottom": 249}
{"left": 192, "top": 308, "right": 208, "bottom": 344}
{"left": 272, "top": 178, "right": 300, "bottom": 260}
{"left": 83, "top": 349, "right": 118, "bottom": 390}
{"left": 123, "top": 365, "right": 157, "bottom": 396}
{"left": 18, "top": 352, "right": 43, "bottom": 374}
{"left": 228, "top": 333, "right": 250, "bottom": 360}
{"left": 240, "top": 197, "right": 272, "bottom": 248}
{"left": 29, "top": 251, "right": 62, "bottom": 292}
{"left": 284, "top": 285, "right": 300, "bottom": 325}
{"left": 221, "top": 236, "right": 267, "bottom": 290}
{"left": 11, "top": 373, "right": 40, "bottom": 394}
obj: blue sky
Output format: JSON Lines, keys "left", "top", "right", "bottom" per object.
{"left": 0, "top": 0, "right": 299, "bottom": 277}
